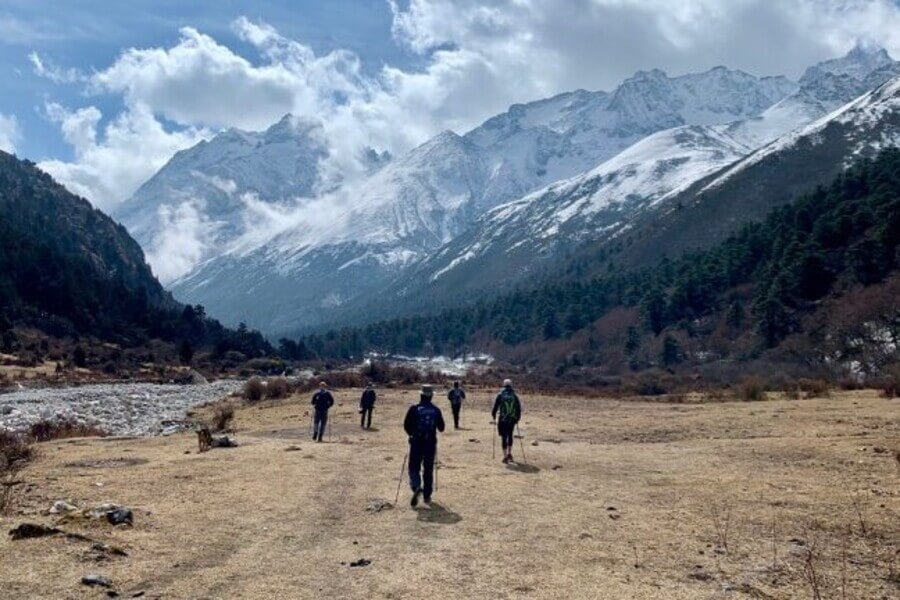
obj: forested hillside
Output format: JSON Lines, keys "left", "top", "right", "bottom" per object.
{"left": 0, "top": 151, "right": 271, "bottom": 371}
{"left": 299, "top": 149, "right": 900, "bottom": 381}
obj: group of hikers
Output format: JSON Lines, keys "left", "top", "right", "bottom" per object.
{"left": 308, "top": 378, "right": 523, "bottom": 506}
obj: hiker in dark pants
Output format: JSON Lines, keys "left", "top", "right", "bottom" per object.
{"left": 403, "top": 384, "right": 445, "bottom": 506}
{"left": 311, "top": 381, "right": 334, "bottom": 442}
{"left": 447, "top": 380, "right": 466, "bottom": 429}
{"left": 359, "top": 383, "right": 376, "bottom": 429}
{"left": 491, "top": 379, "right": 522, "bottom": 463}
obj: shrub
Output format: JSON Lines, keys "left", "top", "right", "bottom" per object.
{"left": 797, "top": 378, "right": 830, "bottom": 398}
{"left": 0, "top": 430, "right": 33, "bottom": 473}
{"left": 211, "top": 403, "right": 235, "bottom": 432}
{"left": 265, "top": 377, "right": 290, "bottom": 399}
{"left": 244, "top": 377, "right": 265, "bottom": 402}
{"left": 27, "top": 418, "right": 107, "bottom": 442}
{"left": 738, "top": 377, "right": 767, "bottom": 401}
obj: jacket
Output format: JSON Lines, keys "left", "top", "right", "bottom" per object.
{"left": 311, "top": 389, "right": 335, "bottom": 413}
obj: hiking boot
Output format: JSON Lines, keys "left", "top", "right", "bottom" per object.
{"left": 423, "top": 495, "right": 432, "bottom": 504}
{"left": 410, "top": 488, "right": 421, "bottom": 507}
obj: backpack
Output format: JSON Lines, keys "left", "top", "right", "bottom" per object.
{"left": 497, "top": 390, "right": 518, "bottom": 421}
{"left": 415, "top": 404, "right": 439, "bottom": 439}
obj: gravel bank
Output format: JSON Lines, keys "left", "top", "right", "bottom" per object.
{"left": 0, "top": 380, "right": 241, "bottom": 436}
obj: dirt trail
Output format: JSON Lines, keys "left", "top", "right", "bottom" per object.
{"left": 0, "top": 389, "right": 897, "bottom": 599}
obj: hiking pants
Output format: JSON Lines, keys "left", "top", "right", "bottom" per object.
{"left": 313, "top": 410, "right": 328, "bottom": 440}
{"left": 360, "top": 406, "right": 373, "bottom": 429}
{"left": 450, "top": 401, "right": 461, "bottom": 429}
{"left": 408, "top": 439, "right": 437, "bottom": 497}
{"left": 498, "top": 419, "right": 515, "bottom": 450}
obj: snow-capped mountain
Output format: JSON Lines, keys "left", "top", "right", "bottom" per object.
{"left": 168, "top": 130, "right": 491, "bottom": 333}
{"left": 595, "top": 71, "right": 900, "bottom": 272}
{"left": 393, "top": 45, "right": 900, "bottom": 308}
{"left": 726, "top": 42, "right": 900, "bottom": 148}
{"left": 398, "top": 125, "right": 752, "bottom": 297}
{"left": 462, "top": 66, "right": 794, "bottom": 207}
{"left": 155, "top": 67, "right": 795, "bottom": 332}
{"left": 114, "top": 115, "right": 334, "bottom": 282}
{"left": 121, "top": 44, "right": 899, "bottom": 335}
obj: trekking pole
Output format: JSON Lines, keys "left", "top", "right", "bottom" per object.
{"left": 394, "top": 450, "right": 409, "bottom": 504}
{"left": 434, "top": 446, "right": 439, "bottom": 493}
{"left": 491, "top": 420, "right": 496, "bottom": 460}
{"left": 328, "top": 417, "right": 332, "bottom": 442}
{"left": 516, "top": 422, "right": 527, "bottom": 463}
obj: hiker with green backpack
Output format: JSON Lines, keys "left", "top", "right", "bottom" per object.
{"left": 491, "top": 379, "right": 522, "bottom": 463}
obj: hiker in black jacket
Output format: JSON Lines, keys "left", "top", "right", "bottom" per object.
{"left": 491, "top": 379, "right": 522, "bottom": 463}
{"left": 447, "top": 380, "right": 466, "bottom": 429}
{"left": 311, "top": 382, "right": 334, "bottom": 442}
{"left": 359, "top": 383, "right": 376, "bottom": 429}
{"left": 403, "top": 384, "right": 445, "bottom": 506}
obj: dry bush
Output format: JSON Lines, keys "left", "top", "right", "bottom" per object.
{"left": 243, "top": 377, "right": 265, "bottom": 402}
{"left": 0, "top": 430, "right": 33, "bottom": 473}
{"left": 211, "top": 403, "right": 235, "bottom": 432}
{"left": 265, "top": 377, "right": 290, "bottom": 399}
{"left": 798, "top": 378, "right": 831, "bottom": 398}
{"left": 27, "top": 418, "right": 107, "bottom": 442}
{"left": 738, "top": 377, "right": 767, "bottom": 401}
{"left": 879, "top": 376, "right": 899, "bottom": 398}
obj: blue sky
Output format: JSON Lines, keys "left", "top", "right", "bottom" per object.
{"left": 1, "top": 0, "right": 414, "bottom": 161}
{"left": 3, "top": 0, "right": 900, "bottom": 211}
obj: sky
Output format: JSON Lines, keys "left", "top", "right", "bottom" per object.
{"left": 3, "top": 0, "right": 900, "bottom": 212}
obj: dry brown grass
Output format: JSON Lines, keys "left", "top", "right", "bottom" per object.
{"left": 0, "top": 388, "right": 896, "bottom": 599}
{"left": 26, "top": 418, "right": 107, "bottom": 442}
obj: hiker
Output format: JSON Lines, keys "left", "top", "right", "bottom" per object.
{"left": 403, "top": 384, "right": 445, "bottom": 506}
{"left": 491, "top": 379, "right": 522, "bottom": 463}
{"left": 447, "top": 380, "right": 466, "bottom": 429}
{"left": 311, "top": 381, "right": 334, "bottom": 442}
{"left": 359, "top": 382, "right": 377, "bottom": 429}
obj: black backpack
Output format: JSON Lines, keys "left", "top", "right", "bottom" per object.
{"left": 414, "top": 404, "right": 439, "bottom": 439}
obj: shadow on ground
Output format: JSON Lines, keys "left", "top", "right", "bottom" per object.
{"left": 415, "top": 502, "right": 462, "bottom": 525}
{"left": 506, "top": 462, "right": 540, "bottom": 474}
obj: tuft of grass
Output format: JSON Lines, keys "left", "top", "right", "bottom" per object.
{"left": 0, "top": 430, "right": 33, "bottom": 473}
{"left": 738, "top": 377, "right": 766, "bottom": 401}
{"left": 243, "top": 377, "right": 265, "bottom": 403}
{"left": 211, "top": 403, "right": 235, "bottom": 432}
{"left": 27, "top": 418, "right": 107, "bottom": 442}
{"left": 265, "top": 377, "right": 290, "bottom": 400}
{"left": 797, "top": 378, "right": 830, "bottom": 398}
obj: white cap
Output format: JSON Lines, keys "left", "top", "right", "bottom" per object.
{"left": 503, "top": 379, "right": 512, "bottom": 387}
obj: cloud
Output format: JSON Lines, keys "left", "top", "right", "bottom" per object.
{"left": 0, "top": 114, "right": 21, "bottom": 153}
{"left": 38, "top": 102, "right": 208, "bottom": 210}
{"left": 29, "top": 52, "right": 84, "bottom": 84}
{"left": 145, "top": 200, "right": 219, "bottom": 283}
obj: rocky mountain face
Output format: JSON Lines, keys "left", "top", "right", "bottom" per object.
{"left": 119, "top": 44, "right": 899, "bottom": 336}
{"left": 0, "top": 150, "right": 173, "bottom": 337}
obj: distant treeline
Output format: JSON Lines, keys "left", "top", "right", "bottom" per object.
{"left": 294, "top": 149, "right": 900, "bottom": 372}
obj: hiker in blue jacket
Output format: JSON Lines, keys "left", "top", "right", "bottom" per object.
{"left": 403, "top": 384, "right": 445, "bottom": 506}
{"left": 311, "top": 381, "right": 334, "bottom": 442}
{"left": 359, "top": 383, "right": 376, "bottom": 429}
{"left": 491, "top": 379, "right": 522, "bottom": 463}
